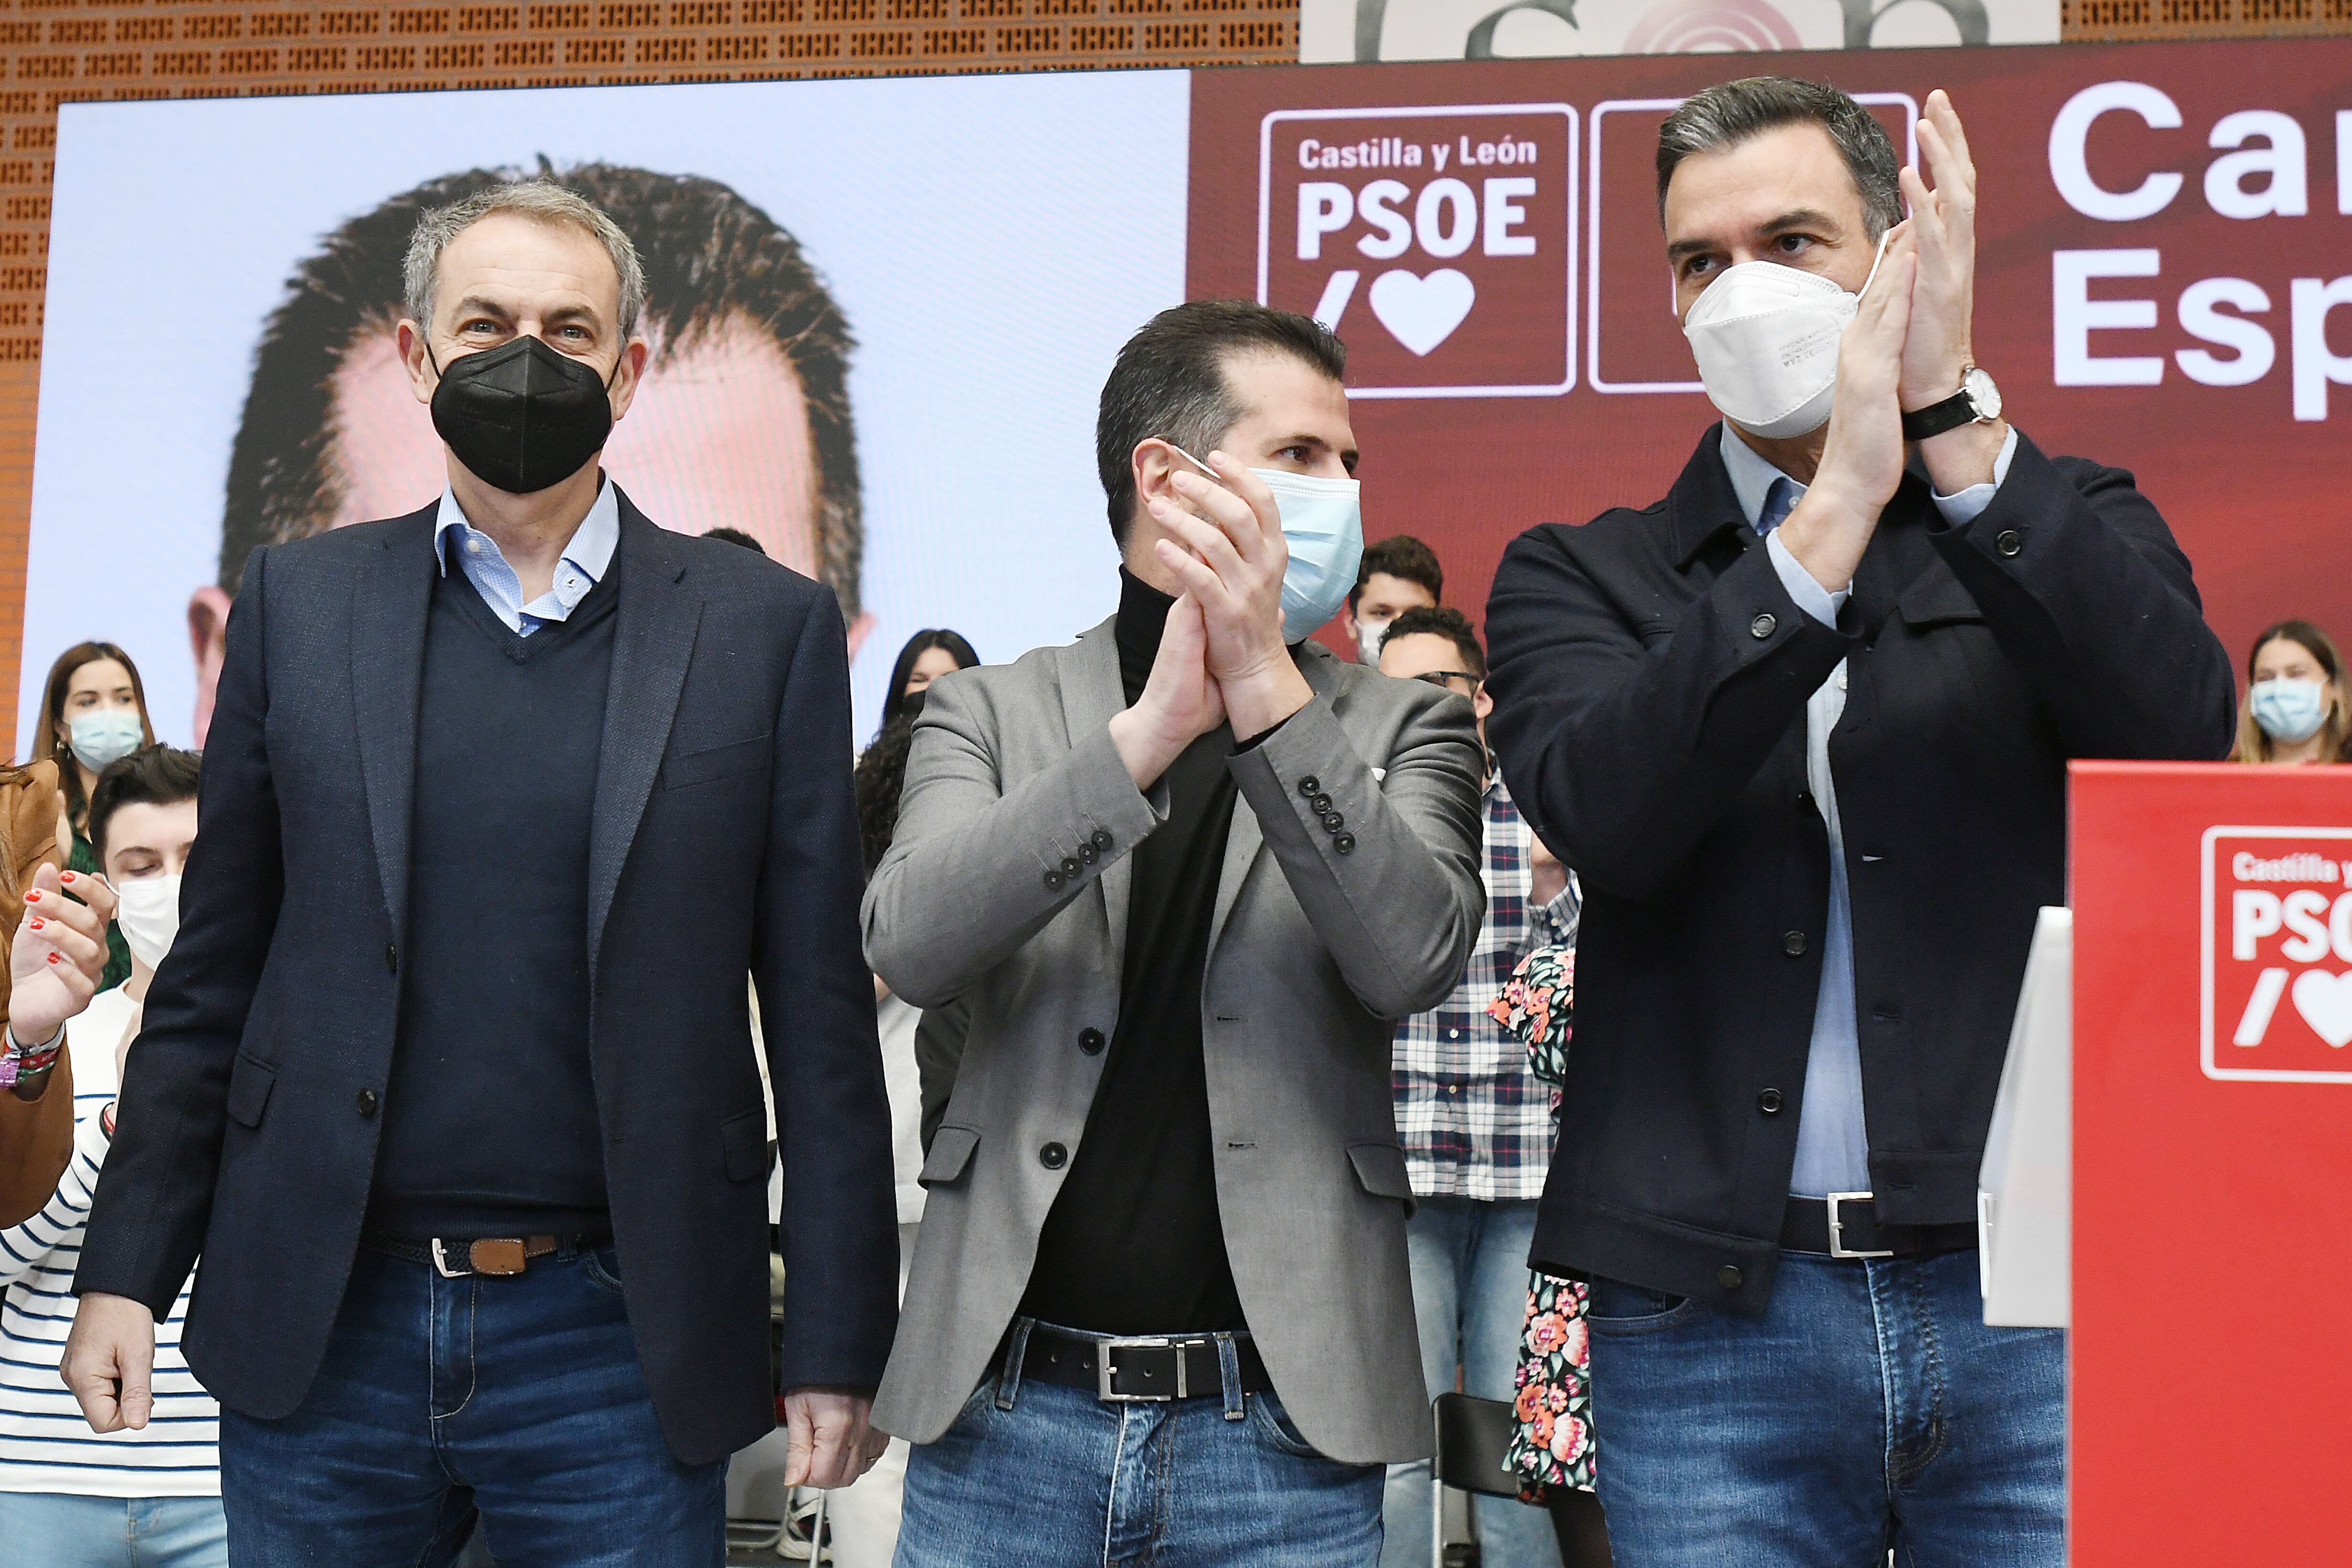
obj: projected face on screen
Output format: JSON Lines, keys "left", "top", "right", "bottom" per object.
{"left": 189, "top": 162, "right": 867, "bottom": 743}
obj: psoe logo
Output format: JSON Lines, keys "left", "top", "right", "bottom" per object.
{"left": 1257, "top": 104, "right": 1577, "bottom": 399}
{"left": 2201, "top": 826, "right": 2352, "bottom": 1083}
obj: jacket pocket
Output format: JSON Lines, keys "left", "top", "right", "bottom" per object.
{"left": 662, "top": 732, "right": 772, "bottom": 792}
{"left": 1346, "top": 1141, "right": 1414, "bottom": 1207}
{"left": 225, "top": 1051, "right": 276, "bottom": 1129}
{"left": 919, "top": 1125, "right": 980, "bottom": 1188}
{"left": 720, "top": 1107, "right": 770, "bottom": 1183}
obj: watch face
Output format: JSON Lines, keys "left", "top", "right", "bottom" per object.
{"left": 1965, "top": 365, "right": 2002, "bottom": 421}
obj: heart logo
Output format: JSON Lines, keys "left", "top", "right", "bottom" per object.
{"left": 1369, "top": 268, "right": 1477, "bottom": 357}
{"left": 2291, "top": 969, "right": 2352, "bottom": 1046}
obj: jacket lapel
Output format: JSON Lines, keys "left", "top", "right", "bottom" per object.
{"left": 348, "top": 507, "right": 440, "bottom": 941}
{"left": 1055, "top": 619, "right": 1131, "bottom": 968}
{"left": 587, "top": 496, "right": 702, "bottom": 977}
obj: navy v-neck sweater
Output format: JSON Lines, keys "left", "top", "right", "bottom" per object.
{"left": 365, "top": 553, "right": 621, "bottom": 1241}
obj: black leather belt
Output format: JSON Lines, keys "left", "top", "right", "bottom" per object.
{"left": 1781, "top": 1195, "right": 1977, "bottom": 1260}
{"left": 1018, "top": 1323, "right": 1271, "bottom": 1404}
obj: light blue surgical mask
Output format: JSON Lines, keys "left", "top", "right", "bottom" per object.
{"left": 2249, "top": 677, "right": 2328, "bottom": 744}
{"left": 67, "top": 708, "right": 143, "bottom": 773}
{"left": 1168, "top": 448, "right": 1364, "bottom": 645}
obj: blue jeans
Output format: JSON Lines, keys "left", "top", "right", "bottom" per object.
{"left": 217, "top": 1244, "right": 725, "bottom": 1568}
{"left": 1585, "top": 1248, "right": 2064, "bottom": 1568}
{"left": 1381, "top": 1196, "right": 1555, "bottom": 1568}
{"left": 0, "top": 1492, "right": 227, "bottom": 1567}
{"left": 896, "top": 1320, "right": 1384, "bottom": 1567}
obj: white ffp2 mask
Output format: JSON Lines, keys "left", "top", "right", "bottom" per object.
{"left": 1680, "top": 234, "right": 1889, "bottom": 440}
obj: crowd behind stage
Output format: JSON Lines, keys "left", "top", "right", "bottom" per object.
{"left": 0, "top": 70, "right": 2332, "bottom": 1568}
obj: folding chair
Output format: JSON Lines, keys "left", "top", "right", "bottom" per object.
{"left": 1430, "top": 1392, "right": 1611, "bottom": 1568}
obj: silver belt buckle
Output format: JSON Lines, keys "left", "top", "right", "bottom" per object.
{"left": 1825, "top": 1192, "right": 1894, "bottom": 1259}
{"left": 1096, "top": 1336, "right": 1183, "bottom": 1402}
{"left": 429, "top": 1239, "right": 469, "bottom": 1278}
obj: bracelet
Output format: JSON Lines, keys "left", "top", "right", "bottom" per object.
{"left": 0, "top": 1022, "right": 63, "bottom": 1090}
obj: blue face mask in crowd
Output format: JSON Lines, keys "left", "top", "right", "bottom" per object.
{"left": 67, "top": 708, "right": 143, "bottom": 773}
{"left": 1168, "top": 447, "right": 1364, "bottom": 646}
{"left": 2249, "top": 677, "right": 2329, "bottom": 743}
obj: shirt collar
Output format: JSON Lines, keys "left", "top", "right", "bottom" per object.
{"left": 1716, "top": 421, "right": 1804, "bottom": 533}
{"left": 433, "top": 476, "right": 620, "bottom": 585}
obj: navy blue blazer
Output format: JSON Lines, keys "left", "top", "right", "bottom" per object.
{"left": 76, "top": 491, "right": 898, "bottom": 1465}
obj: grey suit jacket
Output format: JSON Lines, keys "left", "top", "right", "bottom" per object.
{"left": 863, "top": 617, "right": 1486, "bottom": 1464}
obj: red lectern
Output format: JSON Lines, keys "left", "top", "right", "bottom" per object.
{"left": 2071, "top": 761, "right": 2352, "bottom": 1565}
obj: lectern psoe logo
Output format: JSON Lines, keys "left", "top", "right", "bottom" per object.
{"left": 2201, "top": 826, "right": 2352, "bottom": 1082}
{"left": 1257, "top": 105, "right": 1577, "bottom": 399}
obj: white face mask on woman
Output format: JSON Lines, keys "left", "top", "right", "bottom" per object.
{"left": 1681, "top": 231, "right": 1890, "bottom": 440}
{"left": 112, "top": 873, "right": 182, "bottom": 970}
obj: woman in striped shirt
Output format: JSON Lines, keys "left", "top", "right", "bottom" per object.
{"left": 0, "top": 746, "right": 221, "bottom": 1567}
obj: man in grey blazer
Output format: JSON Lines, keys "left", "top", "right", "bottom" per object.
{"left": 864, "top": 300, "right": 1486, "bottom": 1566}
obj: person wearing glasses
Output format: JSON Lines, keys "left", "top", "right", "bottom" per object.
{"left": 1376, "top": 605, "right": 1578, "bottom": 1568}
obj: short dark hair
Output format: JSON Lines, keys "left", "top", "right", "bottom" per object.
{"left": 701, "top": 526, "right": 767, "bottom": 555}
{"left": 1350, "top": 534, "right": 1444, "bottom": 610}
{"left": 880, "top": 628, "right": 980, "bottom": 737}
{"left": 1383, "top": 606, "right": 1485, "bottom": 680}
{"left": 89, "top": 745, "right": 201, "bottom": 866}
{"left": 220, "top": 160, "right": 864, "bottom": 616}
{"left": 1656, "top": 76, "right": 1904, "bottom": 241}
{"left": 1096, "top": 300, "right": 1347, "bottom": 546}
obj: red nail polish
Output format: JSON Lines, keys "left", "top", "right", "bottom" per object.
{"left": 27, "top": 917, "right": 41, "bottom": 931}
{"left": 22, "top": 891, "right": 37, "bottom": 903}
{"left": 45, "top": 953, "right": 58, "bottom": 965}
{"left": 58, "top": 873, "right": 74, "bottom": 884}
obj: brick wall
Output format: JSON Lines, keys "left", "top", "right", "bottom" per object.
{"left": 0, "top": 1, "right": 2339, "bottom": 738}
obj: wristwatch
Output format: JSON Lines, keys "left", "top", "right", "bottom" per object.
{"left": 1901, "top": 365, "right": 2002, "bottom": 442}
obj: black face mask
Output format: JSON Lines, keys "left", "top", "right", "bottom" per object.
{"left": 428, "top": 334, "right": 618, "bottom": 495}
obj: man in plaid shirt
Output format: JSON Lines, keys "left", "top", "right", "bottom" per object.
{"left": 1376, "top": 606, "right": 1578, "bottom": 1568}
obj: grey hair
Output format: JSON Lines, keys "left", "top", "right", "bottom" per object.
{"left": 402, "top": 178, "right": 647, "bottom": 340}
{"left": 1656, "top": 76, "right": 1904, "bottom": 241}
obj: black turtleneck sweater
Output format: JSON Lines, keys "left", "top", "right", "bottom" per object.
{"left": 1017, "top": 571, "right": 1247, "bottom": 1335}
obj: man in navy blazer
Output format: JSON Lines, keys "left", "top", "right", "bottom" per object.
{"left": 63, "top": 179, "right": 897, "bottom": 1563}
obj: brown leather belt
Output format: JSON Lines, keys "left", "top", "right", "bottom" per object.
{"left": 361, "top": 1233, "right": 599, "bottom": 1277}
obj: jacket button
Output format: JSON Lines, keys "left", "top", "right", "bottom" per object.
{"left": 1044, "top": 870, "right": 1065, "bottom": 891}
{"left": 1080, "top": 843, "right": 1097, "bottom": 863}
{"left": 1794, "top": 791, "right": 1813, "bottom": 811}
{"left": 1090, "top": 829, "right": 1112, "bottom": 852}
{"left": 1333, "top": 833, "right": 1357, "bottom": 855}
{"left": 1717, "top": 1264, "right": 1743, "bottom": 1291}
{"left": 1757, "top": 1088, "right": 1784, "bottom": 1115}
{"left": 356, "top": 1088, "right": 380, "bottom": 1119}
{"left": 1078, "top": 1028, "right": 1106, "bottom": 1055}
{"left": 1060, "top": 857, "right": 1081, "bottom": 878}
{"left": 1750, "top": 613, "right": 1776, "bottom": 639}
{"left": 1995, "top": 529, "right": 2024, "bottom": 558}
{"left": 1309, "top": 794, "right": 1333, "bottom": 814}
{"left": 1039, "top": 1142, "right": 1067, "bottom": 1170}
{"left": 1297, "top": 776, "right": 1321, "bottom": 797}
{"left": 1782, "top": 930, "right": 1808, "bottom": 957}
{"left": 1321, "top": 812, "right": 1345, "bottom": 832}
{"left": 385, "top": 943, "right": 399, "bottom": 974}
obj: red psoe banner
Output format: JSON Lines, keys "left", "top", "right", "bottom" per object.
{"left": 2072, "top": 761, "right": 2352, "bottom": 1562}
{"left": 1188, "top": 42, "right": 2352, "bottom": 665}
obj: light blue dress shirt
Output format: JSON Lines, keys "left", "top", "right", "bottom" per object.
{"left": 1717, "top": 422, "right": 2017, "bottom": 1196}
{"left": 432, "top": 479, "right": 621, "bottom": 636}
